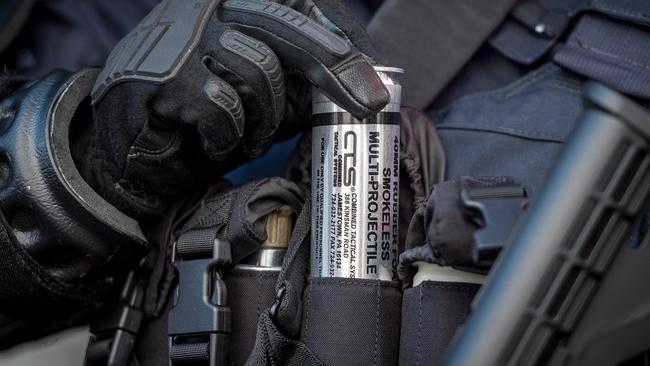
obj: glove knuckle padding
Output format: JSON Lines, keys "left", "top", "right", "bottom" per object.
{"left": 92, "top": 0, "right": 387, "bottom": 116}
{"left": 204, "top": 76, "right": 245, "bottom": 138}
{"left": 219, "top": 29, "right": 285, "bottom": 124}
{"left": 88, "top": 0, "right": 389, "bottom": 215}
{"left": 223, "top": 0, "right": 352, "bottom": 57}
{"left": 91, "top": 0, "right": 220, "bottom": 104}
{"left": 221, "top": 0, "right": 389, "bottom": 117}
{"left": 211, "top": 30, "right": 287, "bottom": 156}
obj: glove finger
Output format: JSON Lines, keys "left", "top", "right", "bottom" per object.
{"left": 198, "top": 75, "right": 246, "bottom": 160}
{"left": 153, "top": 69, "right": 245, "bottom": 162}
{"left": 299, "top": 0, "right": 381, "bottom": 59}
{"left": 205, "top": 29, "right": 286, "bottom": 158}
{"left": 221, "top": 0, "right": 389, "bottom": 119}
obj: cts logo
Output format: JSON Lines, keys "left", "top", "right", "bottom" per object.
{"left": 343, "top": 131, "right": 357, "bottom": 187}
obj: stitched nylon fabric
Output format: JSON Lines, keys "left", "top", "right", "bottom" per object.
{"left": 399, "top": 281, "right": 480, "bottom": 366}
{"left": 554, "top": 14, "right": 650, "bottom": 99}
{"left": 299, "top": 278, "right": 402, "bottom": 366}
{"left": 244, "top": 195, "right": 323, "bottom": 366}
{"left": 169, "top": 342, "right": 209, "bottom": 362}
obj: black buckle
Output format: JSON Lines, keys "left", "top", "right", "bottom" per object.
{"left": 86, "top": 268, "right": 146, "bottom": 366}
{"left": 169, "top": 239, "right": 232, "bottom": 366}
{"left": 460, "top": 177, "right": 528, "bottom": 266}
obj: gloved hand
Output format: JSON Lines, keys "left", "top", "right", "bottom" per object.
{"left": 0, "top": 70, "right": 149, "bottom": 350}
{"left": 80, "top": 0, "right": 390, "bottom": 218}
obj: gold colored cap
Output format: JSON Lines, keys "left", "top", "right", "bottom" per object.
{"left": 262, "top": 206, "right": 293, "bottom": 249}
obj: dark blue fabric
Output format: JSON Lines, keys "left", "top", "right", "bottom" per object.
{"left": 591, "top": 0, "right": 650, "bottom": 27}
{"left": 488, "top": 0, "right": 583, "bottom": 66}
{"left": 431, "top": 63, "right": 585, "bottom": 199}
{"left": 6, "top": 0, "right": 158, "bottom": 78}
{"left": 430, "top": 44, "right": 529, "bottom": 110}
{"left": 554, "top": 14, "right": 650, "bottom": 100}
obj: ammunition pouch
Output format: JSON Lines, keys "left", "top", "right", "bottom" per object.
{"left": 148, "top": 107, "right": 494, "bottom": 366}
{"left": 160, "top": 178, "right": 521, "bottom": 366}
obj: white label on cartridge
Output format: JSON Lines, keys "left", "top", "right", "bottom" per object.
{"left": 311, "top": 122, "right": 400, "bottom": 280}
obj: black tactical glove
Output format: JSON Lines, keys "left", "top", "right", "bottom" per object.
{"left": 0, "top": 70, "right": 148, "bottom": 349}
{"left": 82, "top": 0, "right": 389, "bottom": 218}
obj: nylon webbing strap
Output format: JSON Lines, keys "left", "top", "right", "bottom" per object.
{"left": 590, "top": 0, "right": 650, "bottom": 27}
{"left": 170, "top": 342, "right": 210, "bottom": 362}
{"left": 176, "top": 228, "right": 217, "bottom": 258}
{"left": 367, "top": 0, "right": 518, "bottom": 109}
{"left": 554, "top": 14, "right": 650, "bottom": 99}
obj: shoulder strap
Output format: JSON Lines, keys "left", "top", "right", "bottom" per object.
{"left": 554, "top": 1, "right": 650, "bottom": 99}
{"left": 367, "top": 0, "right": 519, "bottom": 109}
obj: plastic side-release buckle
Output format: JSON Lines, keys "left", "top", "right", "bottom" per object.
{"left": 460, "top": 177, "right": 528, "bottom": 266}
{"left": 85, "top": 268, "right": 146, "bottom": 366}
{"left": 169, "top": 239, "right": 232, "bottom": 366}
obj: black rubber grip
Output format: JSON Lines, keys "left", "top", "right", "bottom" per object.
{"left": 91, "top": 0, "right": 219, "bottom": 103}
{"left": 223, "top": 0, "right": 351, "bottom": 57}
{"left": 204, "top": 77, "right": 245, "bottom": 138}
{"left": 220, "top": 30, "right": 285, "bottom": 122}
